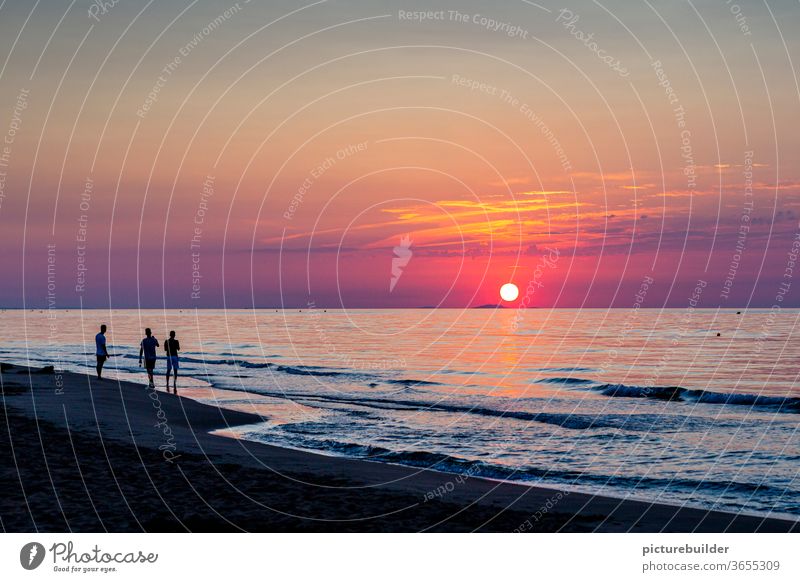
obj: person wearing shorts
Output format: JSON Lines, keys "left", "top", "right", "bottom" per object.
{"left": 164, "top": 330, "right": 181, "bottom": 394}
{"left": 95, "top": 324, "right": 109, "bottom": 378}
{"left": 138, "top": 328, "right": 159, "bottom": 387}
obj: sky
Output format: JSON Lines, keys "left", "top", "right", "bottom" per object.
{"left": 0, "top": 0, "right": 799, "bottom": 308}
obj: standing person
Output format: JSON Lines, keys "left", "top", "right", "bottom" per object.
{"left": 138, "top": 328, "right": 159, "bottom": 387}
{"left": 164, "top": 330, "right": 181, "bottom": 394}
{"left": 95, "top": 324, "right": 109, "bottom": 378}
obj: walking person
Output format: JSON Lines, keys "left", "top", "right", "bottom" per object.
{"left": 138, "top": 328, "right": 159, "bottom": 387}
{"left": 95, "top": 324, "right": 109, "bottom": 378}
{"left": 164, "top": 330, "right": 181, "bottom": 394}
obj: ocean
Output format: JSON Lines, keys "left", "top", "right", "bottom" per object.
{"left": 1, "top": 308, "right": 798, "bottom": 519}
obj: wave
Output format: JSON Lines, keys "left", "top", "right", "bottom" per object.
{"left": 120, "top": 354, "right": 252, "bottom": 367}
{"left": 273, "top": 365, "right": 345, "bottom": 377}
{"left": 181, "top": 356, "right": 443, "bottom": 383}
{"left": 240, "top": 361, "right": 276, "bottom": 369}
{"left": 533, "top": 367, "right": 597, "bottom": 373}
{"left": 254, "top": 437, "right": 790, "bottom": 498}
{"left": 129, "top": 354, "right": 353, "bottom": 376}
{"left": 594, "top": 383, "right": 800, "bottom": 413}
{"left": 535, "top": 377, "right": 596, "bottom": 385}
{"left": 218, "top": 386, "right": 701, "bottom": 432}
{"left": 386, "top": 378, "right": 443, "bottom": 386}
{"left": 596, "top": 384, "right": 684, "bottom": 401}
{"left": 177, "top": 355, "right": 276, "bottom": 368}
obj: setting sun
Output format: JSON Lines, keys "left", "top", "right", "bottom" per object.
{"left": 499, "top": 283, "right": 519, "bottom": 302}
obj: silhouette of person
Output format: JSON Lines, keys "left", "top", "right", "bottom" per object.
{"left": 95, "top": 324, "right": 109, "bottom": 378}
{"left": 164, "top": 331, "right": 181, "bottom": 394}
{"left": 138, "top": 328, "right": 159, "bottom": 387}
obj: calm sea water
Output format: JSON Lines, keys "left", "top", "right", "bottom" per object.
{"left": 2, "top": 308, "right": 799, "bottom": 519}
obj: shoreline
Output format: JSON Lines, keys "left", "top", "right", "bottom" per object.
{"left": 1, "top": 362, "right": 797, "bottom": 532}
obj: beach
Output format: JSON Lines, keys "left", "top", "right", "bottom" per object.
{"left": 1, "top": 362, "right": 796, "bottom": 533}
{"left": 3, "top": 309, "right": 799, "bottom": 520}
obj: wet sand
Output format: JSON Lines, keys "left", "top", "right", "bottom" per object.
{"left": 1, "top": 363, "right": 797, "bottom": 532}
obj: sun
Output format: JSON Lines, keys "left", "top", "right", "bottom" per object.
{"left": 499, "top": 283, "right": 519, "bottom": 302}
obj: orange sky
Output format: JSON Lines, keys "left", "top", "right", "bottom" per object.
{"left": 0, "top": 0, "right": 799, "bottom": 307}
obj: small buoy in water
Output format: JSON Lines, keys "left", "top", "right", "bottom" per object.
{"left": 736, "top": 311, "right": 741, "bottom": 315}
{"left": 717, "top": 332, "right": 721, "bottom": 336}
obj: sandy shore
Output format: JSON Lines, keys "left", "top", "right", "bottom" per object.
{"left": 1, "top": 363, "right": 797, "bottom": 532}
